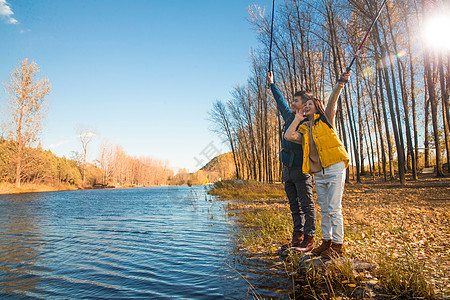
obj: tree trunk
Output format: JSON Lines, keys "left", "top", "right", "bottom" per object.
{"left": 370, "top": 70, "right": 386, "bottom": 179}
{"left": 356, "top": 64, "right": 365, "bottom": 176}
{"left": 15, "top": 144, "right": 22, "bottom": 188}
{"left": 364, "top": 96, "right": 376, "bottom": 179}
{"left": 397, "top": 57, "right": 417, "bottom": 179}
{"left": 424, "top": 86, "right": 430, "bottom": 168}
{"left": 379, "top": 44, "right": 406, "bottom": 185}
{"left": 405, "top": 15, "right": 420, "bottom": 177}
{"left": 438, "top": 52, "right": 450, "bottom": 172}
{"left": 424, "top": 50, "right": 444, "bottom": 177}
{"left": 378, "top": 66, "right": 394, "bottom": 180}
{"left": 15, "top": 107, "right": 24, "bottom": 188}
{"left": 346, "top": 86, "right": 361, "bottom": 182}
{"left": 384, "top": 6, "right": 407, "bottom": 178}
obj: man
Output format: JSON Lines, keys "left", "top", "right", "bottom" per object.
{"left": 268, "top": 71, "right": 315, "bottom": 252}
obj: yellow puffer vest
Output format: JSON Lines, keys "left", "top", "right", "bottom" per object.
{"left": 297, "top": 114, "right": 349, "bottom": 174}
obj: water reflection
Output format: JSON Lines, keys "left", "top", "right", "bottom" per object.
{"left": 226, "top": 249, "right": 294, "bottom": 299}
{"left": 0, "top": 187, "right": 292, "bottom": 299}
{"left": 0, "top": 193, "right": 48, "bottom": 297}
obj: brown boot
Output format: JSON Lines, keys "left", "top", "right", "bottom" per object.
{"left": 311, "top": 239, "right": 332, "bottom": 256}
{"left": 293, "top": 235, "right": 314, "bottom": 252}
{"left": 320, "top": 242, "right": 344, "bottom": 259}
{"left": 281, "top": 231, "right": 304, "bottom": 249}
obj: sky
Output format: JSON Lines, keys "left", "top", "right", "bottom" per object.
{"left": 0, "top": 0, "right": 273, "bottom": 172}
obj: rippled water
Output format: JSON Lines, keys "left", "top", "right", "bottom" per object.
{"left": 0, "top": 186, "right": 291, "bottom": 299}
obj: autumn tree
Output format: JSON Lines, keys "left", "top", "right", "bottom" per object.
{"left": 2, "top": 59, "right": 51, "bottom": 188}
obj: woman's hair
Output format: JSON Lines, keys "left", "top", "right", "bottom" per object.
{"left": 294, "top": 90, "right": 325, "bottom": 115}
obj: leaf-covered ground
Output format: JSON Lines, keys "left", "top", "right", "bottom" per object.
{"left": 342, "top": 177, "right": 449, "bottom": 297}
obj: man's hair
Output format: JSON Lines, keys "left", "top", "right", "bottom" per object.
{"left": 294, "top": 90, "right": 325, "bottom": 115}
{"left": 293, "top": 90, "right": 314, "bottom": 103}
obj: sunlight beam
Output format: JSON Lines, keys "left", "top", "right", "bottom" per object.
{"left": 422, "top": 13, "right": 450, "bottom": 51}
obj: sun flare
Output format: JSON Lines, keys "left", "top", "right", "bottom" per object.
{"left": 422, "top": 13, "right": 450, "bottom": 51}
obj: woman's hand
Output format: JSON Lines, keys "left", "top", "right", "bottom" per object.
{"left": 285, "top": 108, "right": 304, "bottom": 144}
{"left": 294, "top": 107, "right": 306, "bottom": 121}
{"left": 338, "top": 71, "right": 351, "bottom": 86}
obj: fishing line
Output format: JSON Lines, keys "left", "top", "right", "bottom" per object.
{"left": 340, "top": 0, "right": 388, "bottom": 81}
{"left": 268, "top": 0, "right": 275, "bottom": 73}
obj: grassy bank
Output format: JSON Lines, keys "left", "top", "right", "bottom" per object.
{"left": 210, "top": 179, "right": 449, "bottom": 299}
{"left": 208, "top": 180, "right": 286, "bottom": 200}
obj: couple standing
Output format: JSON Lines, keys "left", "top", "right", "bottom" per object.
{"left": 268, "top": 71, "right": 350, "bottom": 259}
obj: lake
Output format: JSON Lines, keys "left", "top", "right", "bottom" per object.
{"left": 0, "top": 186, "right": 291, "bottom": 299}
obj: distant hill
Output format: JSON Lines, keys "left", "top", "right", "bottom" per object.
{"left": 168, "top": 152, "right": 236, "bottom": 186}
{"left": 198, "top": 152, "right": 236, "bottom": 181}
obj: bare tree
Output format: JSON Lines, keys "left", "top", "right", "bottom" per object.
{"left": 98, "top": 139, "right": 114, "bottom": 184}
{"left": 208, "top": 100, "right": 240, "bottom": 179}
{"left": 77, "top": 125, "right": 97, "bottom": 185}
{"left": 2, "top": 59, "right": 51, "bottom": 188}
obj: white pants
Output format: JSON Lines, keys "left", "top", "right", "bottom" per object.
{"left": 313, "top": 161, "right": 346, "bottom": 244}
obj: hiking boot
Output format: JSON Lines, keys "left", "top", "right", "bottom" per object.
{"left": 281, "top": 231, "right": 304, "bottom": 250}
{"left": 320, "top": 242, "right": 344, "bottom": 259}
{"left": 311, "top": 239, "right": 332, "bottom": 256}
{"left": 293, "top": 235, "right": 314, "bottom": 252}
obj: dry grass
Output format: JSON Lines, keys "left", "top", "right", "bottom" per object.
{"left": 211, "top": 177, "right": 450, "bottom": 299}
{"left": 208, "top": 180, "right": 285, "bottom": 200}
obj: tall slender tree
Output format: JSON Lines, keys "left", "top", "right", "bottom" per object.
{"left": 2, "top": 59, "right": 51, "bottom": 188}
{"left": 77, "top": 125, "right": 97, "bottom": 185}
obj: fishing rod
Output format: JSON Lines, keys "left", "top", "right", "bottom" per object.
{"left": 268, "top": 0, "right": 275, "bottom": 73}
{"left": 340, "top": 0, "right": 388, "bottom": 81}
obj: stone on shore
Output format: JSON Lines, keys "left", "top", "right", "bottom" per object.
{"left": 298, "top": 253, "right": 377, "bottom": 274}
{"left": 280, "top": 248, "right": 377, "bottom": 275}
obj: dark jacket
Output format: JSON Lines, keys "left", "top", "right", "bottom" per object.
{"left": 270, "top": 83, "right": 303, "bottom": 168}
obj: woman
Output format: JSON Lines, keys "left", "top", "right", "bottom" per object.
{"left": 284, "top": 72, "right": 350, "bottom": 259}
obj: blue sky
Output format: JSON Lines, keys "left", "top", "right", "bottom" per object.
{"left": 0, "top": 0, "right": 272, "bottom": 172}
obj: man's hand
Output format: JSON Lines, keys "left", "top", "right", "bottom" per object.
{"left": 267, "top": 71, "right": 274, "bottom": 85}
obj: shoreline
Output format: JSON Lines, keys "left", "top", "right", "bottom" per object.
{"left": 0, "top": 182, "right": 208, "bottom": 195}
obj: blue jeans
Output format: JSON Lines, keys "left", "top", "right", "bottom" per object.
{"left": 283, "top": 166, "right": 315, "bottom": 236}
{"left": 313, "top": 161, "right": 346, "bottom": 244}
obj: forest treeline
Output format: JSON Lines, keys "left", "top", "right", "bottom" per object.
{"left": 0, "top": 60, "right": 223, "bottom": 191}
{"left": 209, "top": 0, "right": 449, "bottom": 184}
{"left": 0, "top": 138, "right": 201, "bottom": 189}
{"left": 95, "top": 140, "right": 226, "bottom": 187}
{"left": 0, "top": 136, "right": 228, "bottom": 190}
{"left": 0, "top": 139, "right": 81, "bottom": 186}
